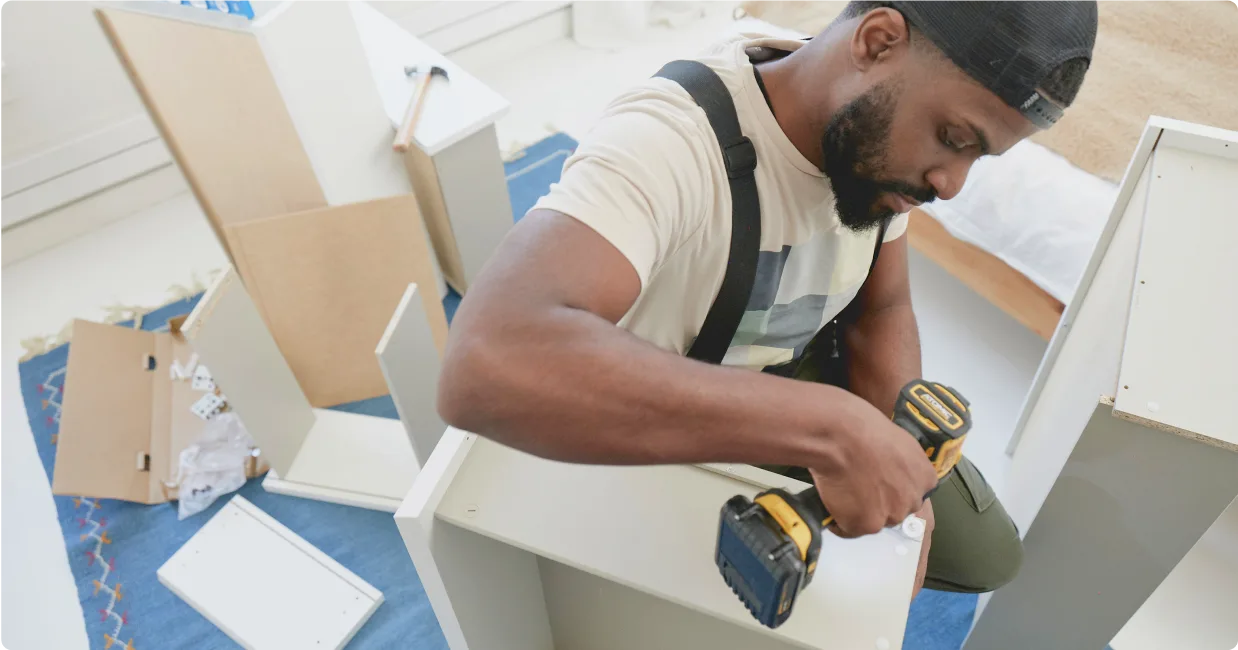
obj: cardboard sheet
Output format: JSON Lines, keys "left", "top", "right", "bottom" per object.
{"left": 52, "top": 319, "right": 262, "bottom": 504}
{"left": 95, "top": 6, "right": 327, "bottom": 259}
{"left": 226, "top": 194, "right": 448, "bottom": 407}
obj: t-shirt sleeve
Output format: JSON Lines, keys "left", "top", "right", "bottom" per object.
{"left": 884, "top": 211, "right": 910, "bottom": 242}
{"left": 532, "top": 95, "right": 715, "bottom": 289}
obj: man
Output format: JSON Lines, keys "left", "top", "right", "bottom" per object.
{"left": 438, "top": 1, "right": 1097, "bottom": 595}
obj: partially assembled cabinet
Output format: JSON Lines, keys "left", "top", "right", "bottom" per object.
{"left": 396, "top": 432, "right": 925, "bottom": 650}
{"left": 968, "top": 118, "right": 1238, "bottom": 650}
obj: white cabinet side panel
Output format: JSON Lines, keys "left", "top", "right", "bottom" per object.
{"left": 1002, "top": 166, "right": 1151, "bottom": 534}
{"left": 965, "top": 404, "right": 1238, "bottom": 650}
{"left": 434, "top": 125, "right": 514, "bottom": 286}
{"left": 437, "top": 439, "right": 919, "bottom": 650}
{"left": 394, "top": 430, "right": 554, "bottom": 650}
{"left": 182, "top": 267, "right": 316, "bottom": 476}
{"left": 157, "top": 496, "right": 381, "bottom": 650}
{"left": 257, "top": 2, "right": 413, "bottom": 206}
{"left": 376, "top": 283, "right": 447, "bottom": 464}
{"left": 1114, "top": 144, "right": 1238, "bottom": 449}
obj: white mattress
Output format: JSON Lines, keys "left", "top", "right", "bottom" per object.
{"left": 732, "top": 17, "right": 1118, "bottom": 304}
{"left": 918, "top": 140, "right": 1118, "bottom": 303}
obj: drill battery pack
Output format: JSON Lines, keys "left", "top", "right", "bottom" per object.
{"left": 715, "top": 490, "right": 824, "bottom": 628}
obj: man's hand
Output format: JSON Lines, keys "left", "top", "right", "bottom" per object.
{"left": 809, "top": 398, "right": 939, "bottom": 538}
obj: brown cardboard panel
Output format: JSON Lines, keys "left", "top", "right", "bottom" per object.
{"left": 95, "top": 7, "right": 326, "bottom": 261}
{"left": 226, "top": 195, "right": 449, "bottom": 407}
{"left": 53, "top": 321, "right": 158, "bottom": 503}
{"left": 148, "top": 333, "right": 175, "bottom": 503}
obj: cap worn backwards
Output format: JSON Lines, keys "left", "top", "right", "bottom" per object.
{"left": 889, "top": 1, "right": 1098, "bottom": 129}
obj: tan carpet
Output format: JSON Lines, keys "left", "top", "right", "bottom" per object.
{"left": 740, "top": 1, "right": 1238, "bottom": 181}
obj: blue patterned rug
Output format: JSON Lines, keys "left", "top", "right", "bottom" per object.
{"left": 18, "top": 131, "right": 977, "bottom": 649}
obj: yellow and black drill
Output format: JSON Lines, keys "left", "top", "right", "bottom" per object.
{"left": 715, "top": 379, "right": 972, "bottom": 628}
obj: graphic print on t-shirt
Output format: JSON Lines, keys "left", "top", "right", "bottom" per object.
{"left": 722, "top": 224, "right": 879, "bottom": 370}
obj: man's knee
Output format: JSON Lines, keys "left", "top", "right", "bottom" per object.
{"left": 926, "top": 508, "right": 1023, "bottom": 593}
{"left": 924, "top": 462, "right": 1025, "bottom": 593}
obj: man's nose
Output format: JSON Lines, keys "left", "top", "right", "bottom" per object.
{"left": 925, "top": 161, "right": 972, "bottom": 201}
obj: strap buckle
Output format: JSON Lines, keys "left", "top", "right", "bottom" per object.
{"left": 723, "top": 137, "right": 757, "bottom": 179}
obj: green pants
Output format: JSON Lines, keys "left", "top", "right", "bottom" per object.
{"left": 760, "top": 332, "right": 1024, "bottom": 593}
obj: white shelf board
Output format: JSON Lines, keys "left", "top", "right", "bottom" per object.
{"left": 262, "top": 408, "right": 418, "bottom": 513}
{"left": 157, "top": 496, "right": 382, "bottom": 649}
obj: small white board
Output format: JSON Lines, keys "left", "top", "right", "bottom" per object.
{"left": 157, "top": 496, "right": 382, "bottom": 649}
{"left": 375, "top": 283, "right": 446, "bottom": 465}
{"left": 263, "top": 408, "right": 419, "bottom": 512}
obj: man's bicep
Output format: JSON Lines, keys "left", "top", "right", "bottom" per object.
{"left": 461, "top": 209, "right": 643, "bottom": 325}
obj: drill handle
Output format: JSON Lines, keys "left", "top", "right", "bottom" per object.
{"left": 794, "top": 487, "right": 833, "bottom": 528}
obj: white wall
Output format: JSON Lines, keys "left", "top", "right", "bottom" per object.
{"left": 0, "top": 1, "right": 143, "bottom": 164}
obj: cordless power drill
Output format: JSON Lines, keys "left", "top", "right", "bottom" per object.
{"left": 715, "top": 379, "right": 972, "bottom": 629}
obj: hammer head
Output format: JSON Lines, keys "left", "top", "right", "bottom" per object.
{"left": 403, "top": 65, "right": 448, "bottom": 80}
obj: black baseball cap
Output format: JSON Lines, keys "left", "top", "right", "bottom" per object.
{"left": 889, "top": 1, "right": 1098, "bottom": 129}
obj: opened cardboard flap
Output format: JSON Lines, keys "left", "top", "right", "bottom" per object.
{"left": 53, "top": 319, "right": 263, "bottom": 505}
{"left": 225, "top": 194, "right": 448, "bottom": 407}
{"left": 53, "top": 320, "right": 161, "bottom": 503}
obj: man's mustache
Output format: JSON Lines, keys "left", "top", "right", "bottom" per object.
{"left": 871, "top": 179, "right": 937, "bottom": 204}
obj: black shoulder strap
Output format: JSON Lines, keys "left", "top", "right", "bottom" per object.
{"left": 654, "top": 60, "right": 761, "bottom": 365}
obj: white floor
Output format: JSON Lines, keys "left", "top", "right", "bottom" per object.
{"left": 0, "top": 11, "right": 1056, "bottom": 650}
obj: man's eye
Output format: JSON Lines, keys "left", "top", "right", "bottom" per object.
{"left": 941, "top": 128, "right": 970, "bottom": 151}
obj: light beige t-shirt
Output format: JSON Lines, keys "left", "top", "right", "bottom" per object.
{"left": 534, "top": 34, "right": 909, "bottom": 371}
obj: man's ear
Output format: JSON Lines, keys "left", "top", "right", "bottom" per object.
{"left": 849, "top": 7, "right": 911, "bottom": 72}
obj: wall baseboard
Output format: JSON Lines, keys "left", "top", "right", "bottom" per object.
{"left": 450, "top": 4, "right": 572, "bottom": 73}
{"left": 422, "top": 1, "right": 570, "bottom": 55}
{"left": 2, "top": 114, "right": 170, "bottom": 229}
{"left": 2, "top": 165, "right": 188, "bottom": 267}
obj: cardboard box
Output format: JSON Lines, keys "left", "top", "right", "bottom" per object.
{"left": 52, "top": 318, "right": 264, "bottom": 504}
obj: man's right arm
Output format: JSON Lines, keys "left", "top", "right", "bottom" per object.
{"left": 439, "top": 208, "right": 853, "bottom": 469}
{"left": 438, "top": 209, "right": 938, "bottom": 536}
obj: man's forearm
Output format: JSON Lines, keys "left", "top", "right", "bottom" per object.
{"left": 439, "top": 305, "right": 863, "bottom": 471}
{"left": 844, "top": 303, "right": 922, "bottom": 415}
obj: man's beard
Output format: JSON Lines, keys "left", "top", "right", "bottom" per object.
{"left": 820, "top": 81, "right": 937, "bottom": 232}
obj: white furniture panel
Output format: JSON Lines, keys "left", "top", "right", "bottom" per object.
{"left": 183, "top": 267, "right": 316, "bottom": 477}
{"left": 376, "top": 284, "right": 447, "bottom": 465}
{"left": 398, "top": 429, "right": 923, "bottom": 650}
{"left": 264, "top": 409, "right": 418, "bottom": 513}
{"left": 186, "top": 267, "right": 420, "bottom": 512}
{"left": 1113, "top": 140, "right": 1238, "bottom": 450}
{"left": 157, "top": 496, "right": 382, "bottom": 649}
{"left": 971, "top": 118, "right": 1238, "bottom": 649}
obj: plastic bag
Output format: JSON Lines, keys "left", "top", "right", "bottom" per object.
{"left": 175, "top": 412, "right": 256, "bottom": 520}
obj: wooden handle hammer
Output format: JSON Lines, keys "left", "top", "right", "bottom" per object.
{"left": 393, "top": 65, "right": 448, "bottom": 153}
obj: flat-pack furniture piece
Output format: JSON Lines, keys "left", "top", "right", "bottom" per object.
{"left": 52, "top": 318, "right": 264, "bottom": 504}
{"left": 97, "top": 2, "right": 451, "bottom": 408}
{"left": 225, "top": 195, "right": 449, "bottom": 407}
{"left": 158, "top": 496, "right": 382, "bottom": 649}
{"left": 397, "top": 429, "right": 925, "bottom": 650}
{"left": 965, "top": 118, "right": 1238, "bottom": 650}
{"left": 375, "top": 284, "right": 448, "bottom": 467}
{"left": 352, "top": 1, "right": 515, "bottom": 293}
{"left": 182, "top": 268, "right": 422, "bottom": 512}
